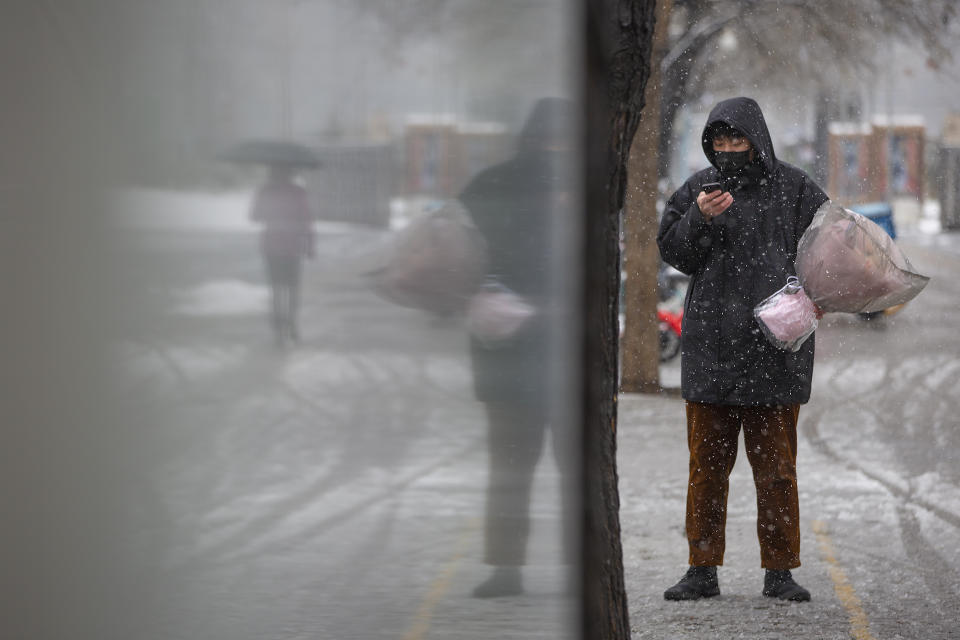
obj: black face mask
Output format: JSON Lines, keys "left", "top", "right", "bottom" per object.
{"left": 715, "top": 150, "right": 751, "bottom": 176}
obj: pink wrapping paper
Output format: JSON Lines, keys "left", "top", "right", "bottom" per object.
{"left": 754, "top": 282, "right": 819, "bottom": 351}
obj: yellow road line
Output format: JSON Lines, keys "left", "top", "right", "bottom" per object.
{"left": 401, "top": 519, "right": 479, "bottom": 640}
{"left": 812, "top": 520, "right": 877, "bottom": 640}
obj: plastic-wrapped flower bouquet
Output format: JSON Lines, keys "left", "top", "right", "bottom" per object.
{"left": 754, "top": 201, "right": 929, "bottom": 351}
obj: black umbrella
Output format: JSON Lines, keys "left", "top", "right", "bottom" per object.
{"left": 219, "top": 139, "right": 321, "bottom": 169}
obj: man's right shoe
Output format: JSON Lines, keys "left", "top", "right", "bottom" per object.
{"left": 664, "top": 566, "right": 720, "bottom": 601}
{"left": 763, "top": 569, "right": 810, "bottom": 601}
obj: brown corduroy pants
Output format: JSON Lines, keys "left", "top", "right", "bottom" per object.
{"left": 685, "top": 401, "right": 801, "bottom": 569}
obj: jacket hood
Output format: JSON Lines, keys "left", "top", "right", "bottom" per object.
{"left": 519, "top": 97, "right": 575, "bottom": 154}
{"left": 702, "top": 97, "right": 777, "bottom": 175}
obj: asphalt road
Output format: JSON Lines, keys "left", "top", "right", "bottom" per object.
{"left": 106, "top": 218, "right": 960, "bottom": 639}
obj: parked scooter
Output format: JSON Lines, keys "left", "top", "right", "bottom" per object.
{"left": 657, "top": 263, "right": 687, "bottom": 362}
{"left": 657, "top": 307, "right": 682, "bottom": 362}
{"left": 617, "top": 260, "right": 687, "bottom": 362}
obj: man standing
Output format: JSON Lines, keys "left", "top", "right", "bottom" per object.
{"left": 656, "top": 97, "right": 828, "bottom": 601}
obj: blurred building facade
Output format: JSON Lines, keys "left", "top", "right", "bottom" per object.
{"left": 403, "top": 115, "right": 510, "bottom": 199}
{"left": 308, "top": 142, "right": 396, "bottom": 227}
{"left": 827, "top": 118, "right": 925, "bottom": 206}
{"left": 938, "top": 113, "right": 960, "bottom": 230}
{"left": 303, "top": 116, "right": 511, "bottom": 227}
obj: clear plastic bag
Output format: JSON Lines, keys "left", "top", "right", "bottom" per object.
{"left": 796, "top": 202, "right": 929, "bottom": 313}
{"left": 754, "top": 276, "right": 819, "bottom": 352}
{"left": 754, "top": 201, "right": 929, "bottom": 351}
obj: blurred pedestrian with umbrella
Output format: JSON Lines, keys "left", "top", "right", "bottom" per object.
{"left": 221, "top": 140, "right": 320, "bottom": 346}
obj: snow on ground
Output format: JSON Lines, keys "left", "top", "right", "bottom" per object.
{"left": 910, "top": 471, "right": 960, "bottom": 520}
{"left": 917, "top": 199, "right": 943, "bottom": 235}
{"left": 172, "top": 280, "right": 269, "bottom": 316}
{"left": 116, "top": 342, "right": 253, "bottom": 390}
{"left": 109, "top": 188, "right": 360, "bottom": 234}
{"left": 281, "top": 349, "right": 473, "bottom": 395}
{"left": 110, "top": 188, "right": 257, "bottom": 232}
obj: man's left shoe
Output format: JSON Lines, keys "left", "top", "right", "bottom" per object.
{"left": 763, "top": 569, "right": 810, "bottom": 601}
{"left": 472, "top": 566, "right": 523, "bottom": 598}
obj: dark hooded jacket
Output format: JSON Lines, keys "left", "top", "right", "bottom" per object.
{"left": 657, "top": 97, "right": 829, "bottom": 406}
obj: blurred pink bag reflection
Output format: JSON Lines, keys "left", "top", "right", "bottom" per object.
{"left": 465, "top": 283, "right": 537, "bottom": 345}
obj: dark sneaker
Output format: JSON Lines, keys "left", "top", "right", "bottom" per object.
{"left": 763, "top": 569, "right": 811, "bottom": 601}
{"left": 664, "top": 566, "right": 720, "bottom": 601}
{"left": 472, "top": 566, "right": 523, "bottom": 598}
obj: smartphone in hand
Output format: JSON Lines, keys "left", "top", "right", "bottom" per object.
{"left": 702, "top": 181, "right": 722, "bottom": 193}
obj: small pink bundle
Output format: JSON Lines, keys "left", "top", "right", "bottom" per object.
{"left": 754, "top": 277, "right": 820, "bottom": 352}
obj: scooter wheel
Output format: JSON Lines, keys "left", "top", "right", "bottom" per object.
{"left": 659, "top": 325, "right": 681, "bottom": 362}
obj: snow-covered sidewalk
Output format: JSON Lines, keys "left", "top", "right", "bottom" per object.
{"left": 618, "top": 378, "right": 960, "bottom": 639}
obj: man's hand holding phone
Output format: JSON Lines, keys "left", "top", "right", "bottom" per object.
{"left": 697, "top": 182, "right": 733, "bottom": 220}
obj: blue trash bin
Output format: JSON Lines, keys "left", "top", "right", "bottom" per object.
{"left": 849, "top": 202, "right": 899, "bottom": 320}
{"left": 850, "top": 202, "right": 896, "bottom": 239}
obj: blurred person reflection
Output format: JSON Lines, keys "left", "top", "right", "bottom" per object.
{"left": 249, "top": 165, "right": 316, "bottom": 346}
{"left": 459, "top": 97, "right": 577, "bottom": 598}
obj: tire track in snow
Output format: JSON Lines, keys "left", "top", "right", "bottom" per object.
{"left": 204, "top": 436, "right": 483, "bottom": 565}
{"left": 802, "top": 402, "right": 960, "bottom": 530}
{"left": 895, "top": 504, "right": 960, "bottom": 631}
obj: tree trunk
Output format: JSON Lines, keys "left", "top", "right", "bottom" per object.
{"left": 620, "top": 0, "right": 673, "bottom": 394}
{"left": 582, "top": 1, "right": 656, "bottom": 638}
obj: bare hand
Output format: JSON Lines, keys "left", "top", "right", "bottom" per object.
{"left": 697, "top": 189, "right": 733, "bottom": 220}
